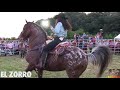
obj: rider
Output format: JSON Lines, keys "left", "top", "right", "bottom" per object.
{"left": 39, "top": 13, "right": 72, "bottom": 69}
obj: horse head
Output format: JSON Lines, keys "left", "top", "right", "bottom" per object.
{"left": 18, "top": 20, "right": 47, "bottom": 45}
{"left": 18, "top": 20, "right": 34, "bottom": 42}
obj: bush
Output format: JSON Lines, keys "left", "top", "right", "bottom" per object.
{"left": 104, "top": 33, "right": 116, "bottom": 39}
{"left": 67, "top": 28, "right": 86, "bottom": 39}
{"left": 67, "top": 31, "right": 75, "bottom": 39}
{"left": 74, "top": 28, "right": 85, "bottom": 35}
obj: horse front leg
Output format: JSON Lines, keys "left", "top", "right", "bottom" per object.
{"left": 25, "top": 64, "right": 35, "bottom": 72}
{"left": 37, "top": 69, "right": 43, "bottom": 78}
{"left": 35, "top": 62, "right": 43, "bottom": 78}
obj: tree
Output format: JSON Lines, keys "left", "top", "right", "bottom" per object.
{"left": 35, "top": 12, "right": 120, "bottom": 39}
{"left": 11, "top": 37, "right": 16, "bottom": 40}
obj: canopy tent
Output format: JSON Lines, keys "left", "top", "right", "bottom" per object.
{"left": 114, "top": 34, "right": 120, "bottom": 40}
{"left": 114, "top": 34, "right": 120, "bottom": 52}
{"left": 114, "top": 34, "right": 120, "bottom": 46}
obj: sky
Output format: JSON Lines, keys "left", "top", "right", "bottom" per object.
{"left": 0, "top": 12, "right": 90, "bottom": 38}
{"left": 0, "top": 12, "right": 60, "bottom": 38}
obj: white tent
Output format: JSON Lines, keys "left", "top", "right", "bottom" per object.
{"left": 114, "top": 34, "right": 120, "bottom": 41}
{"left": 114, "top": 34, "right": 120, "bottom": 44}
{"left": 114, "top": 34, "right": 120, "bottom": 53}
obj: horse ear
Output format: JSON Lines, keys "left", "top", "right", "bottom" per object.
{"left": 25, "top": 19, "right": 28, "bottom": 23}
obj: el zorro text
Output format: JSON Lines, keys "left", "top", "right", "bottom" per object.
{"left": 0, "top": 71, "right": 32, "bottom": 78}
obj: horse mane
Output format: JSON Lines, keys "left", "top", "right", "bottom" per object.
{"left": 29, "top": 22, "right": 47, "bottom": 40}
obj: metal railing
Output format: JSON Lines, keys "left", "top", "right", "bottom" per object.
{"left": 69, "top": 39, "right": 120, "bottom": 54}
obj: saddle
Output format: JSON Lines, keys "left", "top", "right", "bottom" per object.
{"left": 49, "top": 41, "right": 72, "bottom": 56}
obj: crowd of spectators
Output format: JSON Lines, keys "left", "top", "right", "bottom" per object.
{"left": 73, "top": 33, "right": 120, "bottom": 54}
{"left": 1, "top": 32, "right": 120, "bottom": 56}
{"left": 0, "top": 40, "right": 28, "bottom": 56}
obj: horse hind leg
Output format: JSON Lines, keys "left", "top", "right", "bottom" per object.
{"left": 66, "top": 64, "right": 87, "bottom": 78}
{"left": 66, "top": 70, "right": 81, "bottom": 78}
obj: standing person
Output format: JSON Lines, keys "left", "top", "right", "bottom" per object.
{"left": 74, "top": 33, "right": 79, "bottom": 46}
{"left": 38, "top": 13, "right": 72, "bottom": 69}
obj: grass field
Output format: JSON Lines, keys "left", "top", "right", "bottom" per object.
{"left": 0, "top": 55, "right": 120, "bottom": 78}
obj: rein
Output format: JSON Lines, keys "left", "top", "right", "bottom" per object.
{"left": 28, "top": 27, "right": 39, "bottom": 45}
{"left": 29, "top": 33, "right": 40, "bottom": 45}
{"left": 28, "top": 24, "right": 47, "bottom": 46}
{"left": 27, "top": 44, "right": 45, "bottom": 54}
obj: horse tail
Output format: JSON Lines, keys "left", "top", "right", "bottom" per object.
{"left": 87, "top": 45, "right": 113, "bottom": 77}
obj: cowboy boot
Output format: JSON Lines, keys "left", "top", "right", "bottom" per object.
{"left": 41, "top": 51, "right": 48, "bottom": 69}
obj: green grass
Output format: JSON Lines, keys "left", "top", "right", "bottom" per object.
{"left": 0, "top": 55, "right": 120, "bottom": 78}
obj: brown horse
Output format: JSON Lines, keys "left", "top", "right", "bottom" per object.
{"left": 18, "top": 21, "right": 113, "bottom": 78}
